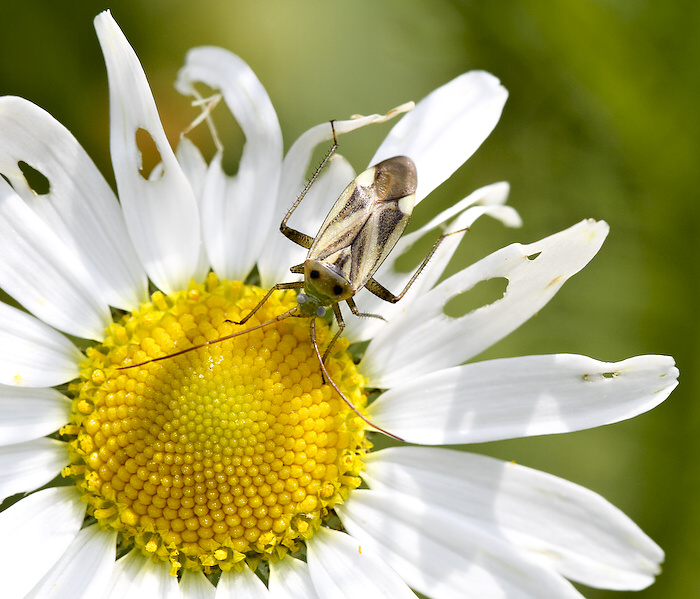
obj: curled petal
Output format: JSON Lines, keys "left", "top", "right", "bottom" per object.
{"left": 176, "top": 46, "right": 283, "bottom": 282}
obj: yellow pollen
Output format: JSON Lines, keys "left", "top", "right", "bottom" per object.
{"left": 66, "top": 273, "right": 369, "bottom": 574}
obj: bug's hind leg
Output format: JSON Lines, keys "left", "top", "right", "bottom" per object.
{"left": 319, "top": 303, "right": 346, "bottom": 370}
{"left": 364, "top": 227, "right": 468, "bottom": 303}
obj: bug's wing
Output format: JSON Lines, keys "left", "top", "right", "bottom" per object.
{"left": 309, "top": 157, "right": 417, "bottom": 290}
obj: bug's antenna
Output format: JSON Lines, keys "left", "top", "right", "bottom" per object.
{"left": 118, "top": 306, "right": 299, "bottom": 370}
{"left": 309, "top": 319, "right": 403, "bottom": 442}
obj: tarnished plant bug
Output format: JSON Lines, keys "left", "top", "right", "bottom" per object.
{"left": 120, "top": 122, "right": 466, "bottom": 440}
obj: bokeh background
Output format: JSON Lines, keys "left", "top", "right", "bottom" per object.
{"left": 0, "top": 2, "right": 695, "bottom": 597}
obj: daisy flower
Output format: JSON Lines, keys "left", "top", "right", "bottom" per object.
{"left": 0, "top": 10, "right": 677, "bottom": 599}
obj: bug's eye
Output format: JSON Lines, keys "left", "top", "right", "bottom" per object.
{"left": 333, "top": 285, "right": 343, "bottom": 296}
{"left": 310, "top": 270, "right": 320, "bottom": 279}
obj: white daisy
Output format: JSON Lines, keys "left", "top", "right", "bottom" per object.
{"left": 0, "top": 10, "right": 677, "bottom": 599}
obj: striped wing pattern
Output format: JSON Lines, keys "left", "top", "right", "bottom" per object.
{"left": 308, "top": 157, "right": 416, "bottom": 291}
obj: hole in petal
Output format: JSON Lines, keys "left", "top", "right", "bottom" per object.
{"left": 527, "top": 252, "right": 541, "bottom": 261}
{"left": 443, "top": 277, "right": 508, "bottom": 318}
{"left": 135, "top": 128, "right": 163, "bottom": 180}
{"left": 18, "top": 161, "right": 50, "bottom": 195}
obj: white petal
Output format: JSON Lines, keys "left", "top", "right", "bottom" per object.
{"left": 261, "top": 154, "right": 356, "bottom": 288}
{"left": 95, "top": 11, "right": 201, "bottom": 294}
{"left": 0, "top": 302, "right": 83, "bottom": 387}
{"left": 0, "top": 385, "right": 70, "bottom": 444}
{"left": 371, "top": 354, "right": 678, "bottom": 444}
{"left": 180, "top": 569, "right": 216, "bottom": 599}
{"left": 176, "top": 138, "right": 213, "bottom": 282}
{"left": 361, "top": 219, "right": 609, "bottom": 388}
{"left": 258, "top": 104, "right": 413, "bottom": 286}
{"left": 0, "top": 97, "right": 148, "bottom": 311}
{"left": 269, "top": 557, "right": 319, "bottom": 598}
{"left": 24, "top": 525, "right": 117, "bottom": 599}
{"left": 344, "top": 181, "right": 516, "bottom": 343}
{"left": 0, "top": 438, "right": 67, "bottom": 502}
{"left": 176, "top": 46, "right": 283, "bottom": 282}
{"left": 0, "top": 487, "right": 85, "bottom": 599}
{"left": 103, "top": 549, "right": 179, "bottom": 599}
{"left": 0, "top": 179, "right": 111, "bottom": 340}
{"left": 307, "top": 527, "right": 416, "bottom": 598}
{"left": 215, "top": 565, "right": 270, "bottom": 598}
{"left": 360, "top": 447, "right": 664, "bottom": 591}
{"left": 338, "top": 486, "right": 584, "bottom": 599}
{"left": 371, "top": 71, "right": 508, "bottom": 203}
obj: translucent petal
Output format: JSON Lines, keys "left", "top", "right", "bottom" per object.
{"left": 371, "top": 71, "right": 508, "bottom": 203}
{"left": 0, "top": 97, "right": 148, "bottom": 310}
{"left": 362, "top": 219, "right": 609, "bottom": 388}
{"left": 0, "top": 302, "right": 83, "bottom": 387}
{"left": 24, "top": 525, "right": 117, "bottom": 599}
{"left": 257, "top": 103, "right": 412, "bottom": 285}
{"left": 261, "top": 154, "right": 356, "bottom": 287}
{"left": 95, "top": 11, "right": 201, "bottom": 294}
{"left": 371, "top": 354, "right": 678, "bottom": 444}
{"left": 360, "top": 447, "right": 664, "bottom": 591}
{"left": 0, "top": 385, "right": 71, "bottom": 445}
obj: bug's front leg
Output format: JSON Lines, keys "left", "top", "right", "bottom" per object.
{"left": 320, "top": 303, "right": 346, "bottom": 367}
{"left": 364, "top": 227, "right": 468, "bottom": 303}
{"left": 232, "top": 281, "right": 304, "bottom": 325}
{"left": 279, "top": 121, "right": 339, "bottom": 249}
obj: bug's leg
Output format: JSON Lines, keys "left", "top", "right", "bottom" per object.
{"left": 320, "top": 303, "right": 346, "bottom": 367}
{"left": 181, "top": 92, "right": 224, "bottom": 154}
{"left": 365, "top": 228, "right": 468, "bottom": 303}
{"left": 345, "top": 297, "right": 386, "bottom": 322}
{"left": 280, "top": 121, "right": 340, "bottom": 249}
{"left": 309, "top": 318, "right": 403, "bottom": 442}
{"left": 233, "top": 281, "right": 304, "bottom": 325}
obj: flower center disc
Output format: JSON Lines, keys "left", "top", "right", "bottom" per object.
{"left": 66, "top": 274, "right": 369, "bottom": 574}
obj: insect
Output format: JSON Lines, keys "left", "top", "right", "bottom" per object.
{"left": 121, "top": 122, "right": 466, "bottom": 440}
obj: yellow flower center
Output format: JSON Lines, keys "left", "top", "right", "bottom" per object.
{"left": 63, "top": 273, "right": 369, "bottom": 575}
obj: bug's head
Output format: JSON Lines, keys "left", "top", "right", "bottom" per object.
{"left": 300, "top": 259, "right": 354, "bottom": 316}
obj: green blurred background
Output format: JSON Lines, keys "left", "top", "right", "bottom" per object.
{"left": 0, "top": 1, "right": 695, "bottom": 597}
